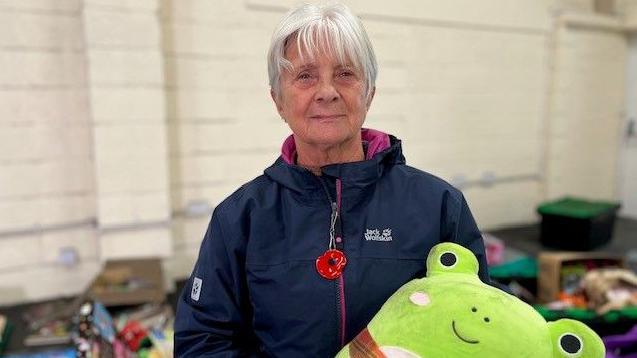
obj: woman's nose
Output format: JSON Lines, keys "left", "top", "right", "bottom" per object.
{"left": 315, "top": 79, "right": 339, "bottom": 103}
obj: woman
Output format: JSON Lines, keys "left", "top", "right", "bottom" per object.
{"left": 174, "top": 3, "right": 489, "bottom": 357}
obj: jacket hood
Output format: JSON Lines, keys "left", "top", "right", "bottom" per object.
{"left": 264, "top": 128, "right": 406, "bottom": 193}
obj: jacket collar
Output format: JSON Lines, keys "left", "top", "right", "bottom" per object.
{"left": 264, "top": 128, "right": 405, "bottom": 194}
{"left": 280, "top": 128, "right": 392, "bottom": 164}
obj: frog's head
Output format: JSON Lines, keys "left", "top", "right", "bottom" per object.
{"left": 352, "top": 243, "right": 605, "bottom": 358}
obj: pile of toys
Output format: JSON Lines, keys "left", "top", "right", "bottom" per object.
{"left": 1, "top": 258, "right": 174, "bottom": 358}
{"left": 72, "top": 300, "right": 173, "bottom": 358}
{"left": 2, "top": 299, "right": 174, "bottom": 358}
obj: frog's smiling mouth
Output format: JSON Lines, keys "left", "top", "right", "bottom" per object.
{"left": 452, "top": 320, "right": 479, "bottom": 344}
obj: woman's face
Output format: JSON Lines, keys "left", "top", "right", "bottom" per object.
{"left": 272, "top": 39, "right": 374, "bottom": 149}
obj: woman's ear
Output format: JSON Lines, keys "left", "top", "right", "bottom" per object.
{"left": 366, "top": 86, "right": 376, "bottom": 109}
{"left": 271, "top": 89, "right": 284, "bottom": 117}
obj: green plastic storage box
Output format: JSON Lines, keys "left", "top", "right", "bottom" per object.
{"left": 537, "top": 197, "right": 620, "bottom": 250}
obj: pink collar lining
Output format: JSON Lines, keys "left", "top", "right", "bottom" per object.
{"left": 281, "top": 128, "right": 391, "bottom": 165}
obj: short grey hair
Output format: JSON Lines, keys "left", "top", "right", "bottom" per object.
{"left": 267, "top": 2, "right": 378, "bottom": 100}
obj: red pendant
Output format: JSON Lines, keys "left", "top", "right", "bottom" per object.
{"left": 316, "top": 249, "right": 347, "bottom": 280}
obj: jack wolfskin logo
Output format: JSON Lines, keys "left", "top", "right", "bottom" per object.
{"left": 191, "top": 277, "right": 202, "bottom": 301}
{"left": 364, "top": 228, "right": 393, "bottom": 242}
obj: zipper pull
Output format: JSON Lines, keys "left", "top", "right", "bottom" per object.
{"left": 316, "top": 201, "right": 347, "bottom": 280}
{"left": 329, "top": 202, "right": 338, "bottom": 250}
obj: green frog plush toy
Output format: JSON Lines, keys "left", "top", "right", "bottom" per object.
{"left": 336, "top": 242, "right": 604, "bottom": 358}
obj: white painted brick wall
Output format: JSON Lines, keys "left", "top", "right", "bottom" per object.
{"left": 164, "top": 23, "right": 271, "bottom": 58}
{"left": 36, "top": 125, "right": 92, "bottom": 160}
{"left": 371, "top": 19, "right": 546, "bottom": 228}
{"left": 0, "top": 51, "right": 87, "bottom": 86}
{"left": 168, "top": 120, "right": 287, "bottom": 154}
{"left": 559, "top": 0, "right": 595, "bottom": 12}
{"left": 164, "top": 214, "right": 212, "bottom": 284}
{"left": 88, "top": 50, "right": 163, "bottom": 85}
{"left": 170, "top": 184, "right": 238, "bottom": 215}
{"left": 0, "top": 1, "right": 95, "bottom": 302}
{"left": 622, "top": 0, "right": 637, "bottom": 24}
{"left": 163, "top": 56, "right": 270, "bottom": 94}
{"left": 0, "top": 261, "right": 101, "bottom": 306}
{"left": 90, "top": 88, "right": 166, "bottom": 122}
{"left": 0, "top": 0, "right": 172, "bottom": 305}
{"left": 95, "top": 154, "right": 168, "bottom": 193}
{"left": 0, "top": 1, "right": 81, "bottom": 12}
{"left": 84, "top": 0, "right": 158, "bottom": 11}
{"left": 0, "top": 89, "right": 91, "bottom": 125}
{"left": 465, "top": 181, "right": 543, "bottom": 230}
{"left": 162, "top": 0, "right": 282, "bottom": 271}
{"left": 171, "top": 215, "right": 211, "bottom": 249}
{"left": 99, "top": 227, "right": 172, "bottom": 259}
{"left": 39, "top": 194, "right": 94, "bottom": 226}
{"left": 0, "top": 199, "right": 38, "bottom": 232}
{"left": 40, "top": 227, "right": 98, "bottom": 264}
{"left": 161, "top": 0, "right": 269, "bottom": 27}
{"left": 0, "top": 235, "right": 41, "bottom": 271}
{"left": 175, "top": 152, "right": 274, "bottom": 186}
{"left": 98, "top": 192, "right": 170, "bottom": 227}
{"left": 93, "top": 124, "right": 167, "bottom": 157}
{"left": 83, "top": 9, "right": 160, "bottom": 49}
{"left": 0, "top": 163, "right": 40, "bottom": 198}
{"left": 248, "top": 0, "right": 553, "bottom": 31}
{"left": 0, "top": 126, "right": 39, "bottom": 161}
{"left": 83, "top": 0, "right": 172, "bottom": 260}
{"left": 546, "top": 23, "right": 626, "bottom": 200}
{"left": 0, "top": 11, "right": 83, "bottom": 49}
{"left": 39, "top": 160, "right": 93, "bottom": 194}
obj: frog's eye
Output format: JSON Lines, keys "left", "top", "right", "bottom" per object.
{"left": 439, "top": 251, "right": 457, "bottom": 268}
{"left": 558, "top": 333, "right": 583, "bottom": 356}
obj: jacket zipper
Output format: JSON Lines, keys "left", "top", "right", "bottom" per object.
{"left": 318, "top": 177, "right": 347, "bottom": 348}
{"left": 335, "top": 178, "right": 346, "bottom": 347}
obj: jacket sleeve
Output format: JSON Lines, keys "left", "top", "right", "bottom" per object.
{"left": 174, "top": 208, "right": 260, "bottom": 357}
{"left": 442, "top": 191, "right": 491, "bottom": 284}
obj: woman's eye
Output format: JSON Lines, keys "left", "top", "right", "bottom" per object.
{"left": 338, "top": 71, "right": 353, "bottom": 77}
{"left": 297, "top": 73, "right": 312, "bottom": 81}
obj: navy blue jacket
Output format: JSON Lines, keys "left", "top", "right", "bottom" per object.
{"left": 174, "top": 129, "right": 490, "bottom": 357}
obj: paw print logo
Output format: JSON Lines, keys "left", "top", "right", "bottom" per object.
{"left": 191, "top": 277, "right": 203, "bottom": 301}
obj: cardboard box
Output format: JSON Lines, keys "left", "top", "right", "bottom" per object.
{"left": 538, "top": 251, "right": 623, "bottom": 303}
{"left": 89, "top": 259, "right": 165, "bottom": 306}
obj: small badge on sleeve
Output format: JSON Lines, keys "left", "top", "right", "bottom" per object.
{"left": 191, "top": 277, "right": 202, "bottom": 301}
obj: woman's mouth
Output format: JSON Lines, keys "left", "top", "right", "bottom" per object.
{"left": 310, "top": 114, "right": 346, "bottom": 120}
